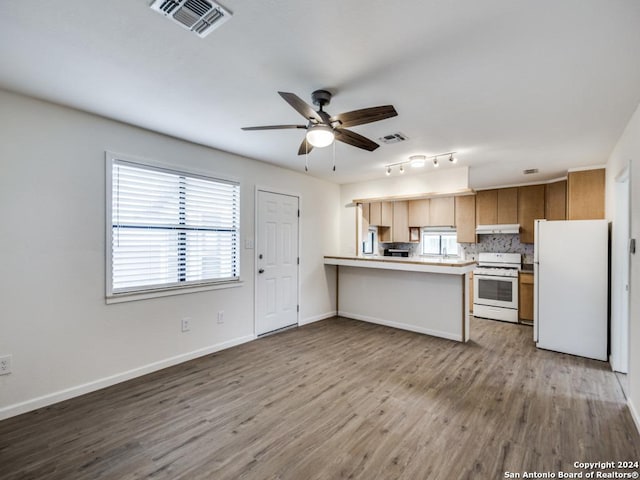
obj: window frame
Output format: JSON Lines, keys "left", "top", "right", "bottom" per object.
{"left": 420, "top": 228, "right": 460, "bottom": 257}
{"left": 105, "top": 151, "right": 243, "bottom": 303}
{"left": 362, "top": 226, "right": 378, "bottom": 255}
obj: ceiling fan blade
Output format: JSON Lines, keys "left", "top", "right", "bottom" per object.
{"left": 278, "top": 92, "right": 323, "bottom": 123}
{"left": 242, "top": 124, "right": 307, "bottom": 131}
{"left": 335, "top": 129, "right": 380, "bottom": 151}
{"left": 330, "top": 105, "right": 397, "bottom": 128}
{"left": 297, "top": 137, "right": 314, "bottom": 155}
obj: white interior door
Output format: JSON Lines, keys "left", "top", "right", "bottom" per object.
{"left": 256, "top": 190, "right": 299, "bottom": 336}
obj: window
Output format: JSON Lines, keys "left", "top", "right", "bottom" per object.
{"left": 421, "top": 229, "right": 459, "bottom": 257}
{"left": 107, "top": 155, "right": 240, "bottom": 298}
{"left": 362, "top": 226, "right": 377, "bottom": 255}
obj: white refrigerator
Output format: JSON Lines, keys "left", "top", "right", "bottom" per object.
{"left": 534, "top": 219, "right": 608, "bottom": 361}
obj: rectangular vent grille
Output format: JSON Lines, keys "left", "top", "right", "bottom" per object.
{"left": 523, "top": 168, "right": 539, "bottom": 175}
{"left": 379, "top": 132, "right": 408, "bottom": 144}
{"left": 150, "top": 0, "right": 232, "bottom": 38}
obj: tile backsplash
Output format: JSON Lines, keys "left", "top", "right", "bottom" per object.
{"left": 459, "top": 234, "right": 534, "bottom": 264}
{"left": 377, "top": 234, "right": 534, "bottom": 264}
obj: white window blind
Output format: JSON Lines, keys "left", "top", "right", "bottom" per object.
{"left": 109, "top": 159, "right": 240, "bottom": 295}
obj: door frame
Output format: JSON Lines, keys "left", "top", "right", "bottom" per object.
{"left": 254, "top": 186, "right": 301, "bottom": 336}
{"left": 611, "top": 163, "right": 631, "bottom": 372}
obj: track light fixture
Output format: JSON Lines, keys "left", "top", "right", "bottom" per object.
{"left": 383, "top": 151, "right": 457, "bottom": 176}
{"left": 409, "top": 155, "right": 426, "bottom": 168}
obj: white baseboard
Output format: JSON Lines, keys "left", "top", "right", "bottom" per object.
{"left": 629, "top": 398, "right": 640, "bottom": 436}
{"left": 299, "top": 311, "right": 337, "bottom": 326}
{"left": 0, "top": 334, "right": 255, "bottom": 421}
{"left": 338, "top": 311, "right": 462, "bottom": 342}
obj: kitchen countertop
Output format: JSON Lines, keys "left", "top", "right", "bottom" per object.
{"left": 324, "top": 255, "right": 476, "bottom": 275}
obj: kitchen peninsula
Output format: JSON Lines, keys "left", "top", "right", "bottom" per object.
{"left": 324, "top": 256, "right": 476, "bottom": 342}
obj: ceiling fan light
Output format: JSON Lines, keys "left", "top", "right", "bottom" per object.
{"left": 306, "top": 125, "right": 335, "bottom": 148}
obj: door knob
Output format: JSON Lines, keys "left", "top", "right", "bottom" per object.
{"left": 258, "top": 268, "right": 265, "bottom": 274}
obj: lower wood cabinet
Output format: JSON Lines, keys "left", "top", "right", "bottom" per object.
{"left": 519, "top": 272, "right": 534, "bottom": 322}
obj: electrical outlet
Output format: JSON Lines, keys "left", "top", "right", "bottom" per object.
{"left": 0, "top": 355, "right": 12, "bottom": 375}
{"left": 181, "top": 318, "right": 191, "bottom": 332}
{"left": 217, "top": 311, "right": 224, "bottom": 324}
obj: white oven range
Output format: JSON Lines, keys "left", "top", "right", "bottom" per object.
{"left": 473, "top": 252, "right": 521, "bottom": 323}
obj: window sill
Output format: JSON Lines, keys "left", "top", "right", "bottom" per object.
{"left": 106, "top": 280, "right": 244, "bottom": 304}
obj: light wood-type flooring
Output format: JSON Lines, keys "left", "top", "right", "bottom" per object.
{"left": 1, "top": 317, "right": 639, "bottom": 479}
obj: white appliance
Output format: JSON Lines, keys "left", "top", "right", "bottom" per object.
{"left": 534, "top": 219, "right": 608, "bottom": 361}
{"left": 474, "top": 252, "right": 521, "bottom": 323}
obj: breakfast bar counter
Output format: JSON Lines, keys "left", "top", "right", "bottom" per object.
{"left": 324, "top": 255, "right": 476, "bottom": 342}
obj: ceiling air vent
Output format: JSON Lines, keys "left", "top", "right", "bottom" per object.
{"left": 150, "top": 0, "right": 232, "bottom": 38}
{"left": 523, "top": 168, "right": 539, "bottom": 175}
{"left": 379, "top": 132, "right": 408, "bottom": 144}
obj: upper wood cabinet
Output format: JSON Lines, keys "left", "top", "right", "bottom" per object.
{"left": 567, "top": 169, "right": 605, "bottom": 220}
{"left": 518, "top": 185, "right": 545, "bottom": 243}
{"left": 392, "top": 201, "right": 410, "bottom": 242}
{"left": 476, "top": 190, "right": 498, "bottom": 225}
{"left": 368, "top": 201, "right": 392, "bottom": 227}
{"left": 429, "top": 197, "right": 455, "bottom": 226}
{"left": 369, "top": 202, "right": 381, "bottom": 226}
{"left": 476, "top": 188, "right": 518, "bottom": 225}
{"left": 545, "top": 180, "right": 567, "bottom": 220}
{"left": 381, "top": 201, "right": 393, "bottom": 227}
{"left": 408, "top": 199, "right": 430, "bottom": 227}
{"left": 497, "top": 188, "right": 518, "bottom": 224}
{"left": 455, "top": 195, "right": 476, "bottom": 243}
{"left": 361, "top": 202, "right": 370, "bottom": 227}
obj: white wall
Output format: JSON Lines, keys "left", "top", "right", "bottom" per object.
{"left": 338, "top": 167, "right": 470, "bottom": 255}
{"left": 605, "top": 101, "right": 640, "bottom": 432}
{"left": 0, "top": 89, "right": 340, "bottom": 419}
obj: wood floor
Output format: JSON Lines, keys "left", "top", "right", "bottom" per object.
{"left": 1, "top": 317, "right": 639, "bottom": 479}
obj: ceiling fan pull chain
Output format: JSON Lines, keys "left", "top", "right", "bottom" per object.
{"left": 332, "top": 140, "right": 336, "bottom": 171}
{"left": 305, "top": 141, "right": 309, "bottom": 172}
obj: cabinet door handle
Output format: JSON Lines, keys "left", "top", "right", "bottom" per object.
{"left": 258, "top": 268, "right": 265, "bottom": 274}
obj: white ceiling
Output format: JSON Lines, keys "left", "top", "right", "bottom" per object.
{"left": 1, "top": 0, "right": 639, "bottom": 187}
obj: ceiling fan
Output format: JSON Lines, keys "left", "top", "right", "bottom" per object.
{"left": 242, "top": 90, "right": 398, "bottom": 155}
